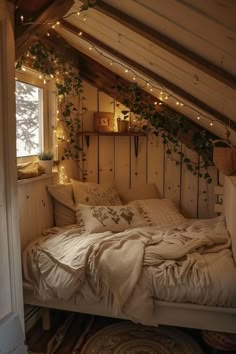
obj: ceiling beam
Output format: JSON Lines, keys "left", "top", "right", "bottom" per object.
{"left": 15, "top": 0, "right": 74, "bottom": 59}
{"left": 91, "top": 1, "right": 236, "bottom": 90}
{"left": 60, "top": 20, "right": 236, "bottom": 131}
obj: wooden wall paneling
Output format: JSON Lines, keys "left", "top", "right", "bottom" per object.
{"left": 180, "top": 146, "right": 198, "bottom": 218}
{"left": 114, "top": 136, "right": 131, "bottom": 189}
{"left": 147, "top": 134, "right": 164, "bottom": 197}
{"left": 82, "top": 82, "right": 97, "bottom": 131}
{"left": 84, "top": 136, "right": 98, "bottom": 182}
{"left": 34, "top": 178, "right": 54, "bottom": 235}
{"left": 198, "top": 160, "right": 218, "bottom": 218}
{"left": 98, "top": 136, "right": 115, "bottom": 184}
{"left": 130, "top": 136, "right": 147, "bottom": 187}
{"left": 18, "top": 184, "right": 30, "bottom": 251}
{"left": 97, "top": 91, "right": 115, "bottom": 184}
{"left": 164, "top": 142, "right": 181, "bottom": 206}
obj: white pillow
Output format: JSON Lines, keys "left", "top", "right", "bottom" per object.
{"left": 117, "top": 183, "right": 160, "bottom": 204}
{"left": 71, "top": 179, "right": 122, "bottom": 206}
{"left": 131, "top": 199, "right": 185, "bottom": 227}
{"left": 76, "top": 204, "right": 144, "bottom": 233}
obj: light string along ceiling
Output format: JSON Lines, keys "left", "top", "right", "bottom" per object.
{"left": 19, "top": 11, "right": 232, "bottom": 140}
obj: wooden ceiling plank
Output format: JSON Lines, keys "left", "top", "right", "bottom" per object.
{"left": 15, "top": 0, "right": 74, "bottom": 59}
{"left": 60, "top": 19, "right": 236, "bottom": 131}
{"left": 90, "top": 0, "right": 236, "bottom": 90}
{"left": 44, "top": 33, "right": 215, "bottom": 149}
{"left": 78, "top": 50, "right": 218, "bottom": 150}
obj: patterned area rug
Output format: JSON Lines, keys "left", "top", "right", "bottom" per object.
{"left": 81, "top": 321, "right": 204, "bottom": 354}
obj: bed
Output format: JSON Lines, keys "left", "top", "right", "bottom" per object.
{"left": 22, "top": 176, "right": 236, "bottom": 333}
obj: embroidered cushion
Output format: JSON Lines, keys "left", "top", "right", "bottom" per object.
{"left": 71, "top": 179, "right": 122, "bottom": 206}
{"left": 131, "top": 199, "right": 185, "bottom": 227}
{"left": 75, "top": 204, "right": 144, "bottom": 233}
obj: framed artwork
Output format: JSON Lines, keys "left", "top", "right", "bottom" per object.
{"left": 94, "top": 112, "right": 114, "bottom": 132}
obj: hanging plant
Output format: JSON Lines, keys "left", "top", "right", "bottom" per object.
{"left": 16, "top": 41, "right": 87, "bottom": 179}
{"left": 115, "top": 82, "right": 215, "bottom": 183}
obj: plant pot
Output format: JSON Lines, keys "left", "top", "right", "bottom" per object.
{"left": 213, "top": 147, "right": 236, "bottom": 176}
{"left": 38, "top": 160, "right": 53, "bottom": 174}
{"left": 117, "top": 119, "right": 129, "bottom": 133}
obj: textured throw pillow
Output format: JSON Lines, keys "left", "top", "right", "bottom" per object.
{"left": 76, "top": 204, "right": 144, "bottom": 233}
{"left": 117, "top": 183, "right": 160, "bottom": 204}
{"left": 71, "top": 179, "right": 122, "bottom": 206}
{"left": 131, "top": 199, "right": 185, "bottom": 227}
{"left": 47, "top": 184, "right": 76, "bottom": 227}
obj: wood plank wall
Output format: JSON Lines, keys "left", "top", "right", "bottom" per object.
{"left": 80, "top": 81, "right": 218, "bottom": 219}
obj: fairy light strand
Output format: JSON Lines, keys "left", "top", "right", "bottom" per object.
{"left": 18, "top": 14, "right": 233, "bottom": 138}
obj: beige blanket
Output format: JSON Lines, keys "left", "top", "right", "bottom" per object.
{"left": 23, "top": 216, "right": 231, "bottom": 324}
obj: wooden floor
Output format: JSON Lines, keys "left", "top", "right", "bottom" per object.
{"left": 26, "top": 309, "right": 236, "bottom": 354}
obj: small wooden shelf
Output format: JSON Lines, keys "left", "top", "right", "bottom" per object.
{"left": 77, "top": 131, "right": 146, "bottom": 137}
{"left": 78, "top": 131, "right": 146, "bottom": 157}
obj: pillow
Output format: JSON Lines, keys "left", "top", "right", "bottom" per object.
{"left": 131, "top": 199, "right": 185, "bottom": 227}
{"left": 47, "top": 184, "right": 76, "bottom": 227}
{"left": 117, "top": 183, "right": 160, "bottom": 204}
{"left": 71, "top": 179, "right": 122, "bottom": 206}
{"left": 76, "top": 204, "right": 144, "bottom": 233}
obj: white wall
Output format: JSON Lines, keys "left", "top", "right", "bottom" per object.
{"left": 0, "top": 0, "right": 24, "bottom": 326}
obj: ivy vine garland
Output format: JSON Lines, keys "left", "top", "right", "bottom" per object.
{"left": 16, "top": 41, "right": 87, "bottom": 179}
{"left": 115, "top": 82, "right": 215, "bottom": 183}
{"left": 17, "top": 40, "right": 216, "bottom": 184}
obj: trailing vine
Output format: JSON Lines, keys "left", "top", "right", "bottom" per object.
{"left": 16, "top": 41, "right": 87, "bottom": 179}
{"left": 115, "top": 82, "right": 215, "bottom": 183}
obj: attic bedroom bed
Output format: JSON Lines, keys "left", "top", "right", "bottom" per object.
{"left": 22, "top": 176, "right": 236, "bottom": 334}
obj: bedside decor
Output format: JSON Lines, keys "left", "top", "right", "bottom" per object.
{"left": 94, "top": 112, "right": 114, "bottom": 132}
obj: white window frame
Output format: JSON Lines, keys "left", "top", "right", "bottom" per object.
{"left": 16, "top": 68, "right": 49, "bottom": 163}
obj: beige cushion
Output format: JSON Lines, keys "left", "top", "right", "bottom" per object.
{"left": 76, "top": 204, "right": 144, "bottom": 233}
{"left": 130, "top": 199, "right": 185, "bottom": 227}
{"left": 71, "top": 179, "right": 122, "bottom": 206}
{"left": 47, "top": 184, "right": 76, "bottom": 227}
{"left": 117, "top": 184, "right": 160, "bottom": 204}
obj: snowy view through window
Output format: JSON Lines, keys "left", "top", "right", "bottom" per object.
{"left": 16, "top": 81, "right": 43, "bottom": 157}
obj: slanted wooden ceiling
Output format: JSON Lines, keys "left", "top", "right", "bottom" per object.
{"left": 15, "top": 0, "right": 236, "bottom": 143}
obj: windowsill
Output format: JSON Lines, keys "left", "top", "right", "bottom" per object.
{"left": 18, "top": 172, "right": 58, "bottom": 185}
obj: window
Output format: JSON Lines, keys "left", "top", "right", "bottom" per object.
{"left": 16, "top": 80, "right": 43, "bottom": 157}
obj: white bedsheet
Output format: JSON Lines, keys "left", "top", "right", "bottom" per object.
{"left": 23, "top": 216, "right": 236, "bottom": 325}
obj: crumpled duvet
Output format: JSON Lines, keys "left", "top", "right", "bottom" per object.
{"left": 23, "top": 216, "right": 236, "bottom": 325}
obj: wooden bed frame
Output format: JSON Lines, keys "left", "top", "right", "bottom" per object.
{"left": 23, "top": 176, "right": 236, "bottom": 333}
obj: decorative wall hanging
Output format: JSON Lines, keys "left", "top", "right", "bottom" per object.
{"left": 94, "top": 112, "right": 114, "bottom": 132}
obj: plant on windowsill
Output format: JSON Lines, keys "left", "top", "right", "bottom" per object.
{"left": 16, "top": 41, "right": 87, "bottom": 180}
{"left": 37, "top": 150, "right": 54, "bottom": 174}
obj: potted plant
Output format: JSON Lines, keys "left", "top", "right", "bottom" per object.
{"left": 117, "top": 109, "right": 130, "bottom": 133}
{"left": 37, "top": 150, "right": 54, "bottom": 174}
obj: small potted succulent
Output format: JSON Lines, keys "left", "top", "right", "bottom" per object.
{"left": 37, "top": 150, "right": 54, "bottom": 174}
{"left": 117, "top": 109, "right": 130, "bottom": 133}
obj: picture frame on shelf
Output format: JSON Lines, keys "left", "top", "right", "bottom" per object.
{"left": 94, "top": 112, "right": 114, "bottom": 132}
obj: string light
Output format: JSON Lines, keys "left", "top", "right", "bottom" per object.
{"left": 17, "top": 14, "right": 233, "bottom": 138}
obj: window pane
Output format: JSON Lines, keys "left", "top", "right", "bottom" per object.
{"left": 16, "top": 81, "right": 43, "bottom": 157}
